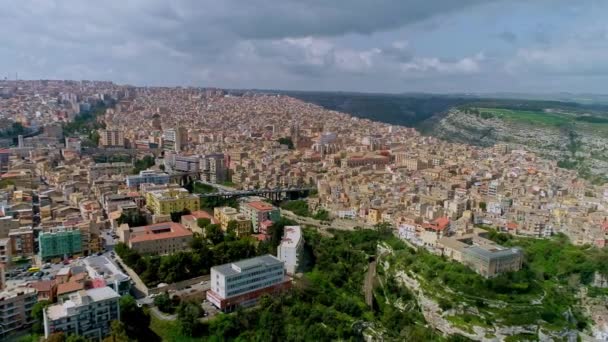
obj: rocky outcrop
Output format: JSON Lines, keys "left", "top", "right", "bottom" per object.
{"left": 427, "top": 109, "right": 608, "bottom": 177}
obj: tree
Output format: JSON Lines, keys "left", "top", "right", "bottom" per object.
{"left": 44, "top": 333, "right": 65, "bottom": 342}
{"left": 119, "top": 295, "right": 150, "bottom": 339}
{"left": 313, "top": 209, "right": 330, "bottom": 221}
{"left": 177, "top": 301, "right": 203, "bottom": 336}
{"left": 170, "top": 209, "right": 191, "bottom": 223}
{"left": 205, "top": 224, "right": 224, "bottom": 244}
{"left": 31, "top": 300, "right": 51, "bottom": 333}
{"left": 374, "top": 222, "right": 393, "bottom": 236}
{"left": 197, "top": 218, "right": 211, "bottom": 229}
{"left": 154, "top": 292, "right": 174, "bottom": 314}
{"left": 65, "top": 335, "right": 88, "bottom": 342}
{"left": 103, "top": 320, "right": 130, "bottom": 342}
{"left": 277, "top": 137, "right": 294, "bottom": 149}
{"left": 226, "top": 220, "right": 238, "bottom": 239}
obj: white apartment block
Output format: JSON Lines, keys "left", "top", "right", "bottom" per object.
{"left": 206, "top": 255, "right": 290, "bottom": 312}
{"left": 44, "top": 287, "right": 120, "bottom": 341}
{"left": 277, "top": 226, "right": 304, "bottom": 275}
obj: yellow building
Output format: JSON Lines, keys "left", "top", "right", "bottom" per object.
{"left": 213, "top": 207, "right": 252, "bottom": 236}
{"left": 214, "top": 206, "right": 239, "bottom": 230}
{"left": 145, "top": 187, "right": 200, "bottom": 215}
{"left": 367, "top": 208, "right": 383, "bottom": 225}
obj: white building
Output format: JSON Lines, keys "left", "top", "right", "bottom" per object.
{"left": 206, "top": 255, "right": 290, "bottom": 312}
{"left": 44, "top": 287, "right": 120, "bottom": 341}
{"left": 82, "top": 255, "right": 131, "bottom": 295}
{"left": 277, "top": 226, "right": 303, "bottom": 275}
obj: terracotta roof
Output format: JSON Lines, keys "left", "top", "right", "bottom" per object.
{"left": 129, "top": 222, "right": 192, "bottom": 243}
{"left": 57, "top": 281, "right": 84, "bottom": 295}
{"left": 246, "top": 201, "right": 274, "bottom": 211}
{"left": 30, "top": 280, "right": 54, "bottom": 292}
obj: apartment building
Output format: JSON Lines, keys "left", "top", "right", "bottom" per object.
{"left": 8, "top": 227, "right": 35, "bottom": 257}
{"left": 277, "top": 226, "right": 304, "bottom": 275}
{"left": 200, "top": 153, "right": 226, "bottom": 184}
{"left": 119, "top": 222, "right": 192, "bottom": 255}
{"left": 98, "top": 129, "right": 124, "bottom": 147}
{"left": 39, "top": 226, "right": 83, "bottom": 261}
{"left": 145, "top": 187, "right": 200, "bottom": 216}
{"left": 0, "top": 238, "right": 12, "bottom": 264}
{"left": 206, "top": 255, "right": 291, "bottom": 312}
{"left": 0, "top": 216, "right": 20, "bottom": 238}
{"left": 0, "top": 287, "right": 37, "bottom": 336}
{"left": 87, "top": 163, "right": 131, "bottom": 182}
{"left": 125, "top": 170, "right": 170, "bottom": 189}
{"left": 43, "top": 287, "right": 120, "bottom": 341}
{"left": 240, "top": 201, "right": 280, "bottom": 233}
{"left": 213, "top": 206, "right": 251, "bottom": 236}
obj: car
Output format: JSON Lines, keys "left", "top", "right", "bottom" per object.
{"left": 42, "top": 263, "right": 51, "bottom": 269}
{"left": 97, "top": 252, "right": 104, "bottom": 256}
{"left": 62, "top": 260, "right": 70, "bottom": 265}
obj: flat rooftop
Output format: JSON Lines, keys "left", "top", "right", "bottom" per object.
{"left": 280, "top": 226, "right": 302, "bottom": 248}
{"left": 213, "top": 254, "right": 283, "bottom": 277}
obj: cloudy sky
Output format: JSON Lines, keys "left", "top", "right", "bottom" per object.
{"left": 1, "top": 0, "right": 607, "bottom": 93}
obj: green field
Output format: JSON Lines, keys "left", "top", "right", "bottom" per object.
{"left": 474, "top": 107, "right": 572, "bottom": 127}
{"left": 468, "top": 107, "right": 608, "bottom": 133}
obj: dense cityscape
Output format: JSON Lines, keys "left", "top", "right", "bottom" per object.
{"left": 0, "top": 80, "right": 605, "bottom": 341}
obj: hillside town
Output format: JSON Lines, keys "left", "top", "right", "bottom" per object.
{"left": 0, "top": 80, "right": 606, "bottom": 341}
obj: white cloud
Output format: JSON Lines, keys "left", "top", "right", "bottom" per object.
{"left": 400, "top": 52, "right": 485, "bottom": 74}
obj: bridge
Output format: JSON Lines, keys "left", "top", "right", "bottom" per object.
{"left": 197, "top": 186, "right": 315, "bottom": 201}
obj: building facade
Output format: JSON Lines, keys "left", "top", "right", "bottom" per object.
{"left": 126, "top": 170, "right": 170, "bottom": 189}
{"left": 206, "top": 255, "right": 291, "bottom": 312}
{"left": 8, "top": 227, "right": 35, "bottom": 257}
{"left": 120, "top": 222, "right": 192, "bottom": 255}
{"left": 98, "top": 130, "right": 125, "bottom": 147}
{"left": 43, "top": 287, "right": 120, "bottom": 341}
{"left": 0, "top": 287, "right": 37, "bottom": 336}
{"left": 277, "top": 226, "right": 304, "bottom": 275}
{"left": 145, "top": 187, "right": 200, "bottom": 216}
{"left": 200, "top": 153, "right": 226, "bottom": 184}
{"left": 240, "top": 201, "right": 280, "bottom": 233}
{"left": 39, "top": 226, "right": 83, "bottom": 261}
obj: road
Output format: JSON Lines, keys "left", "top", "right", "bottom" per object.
{"left": 364, "top": 260, "right": 377, "bottom": 308}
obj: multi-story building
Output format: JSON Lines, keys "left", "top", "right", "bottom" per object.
{"left": 162, "top": 127, "right": 186, "bottom": 152}
{"left": 125, "top": 170, "right": 170, "bottom": 189}
{"left": 8, "top": 227, "right": 35, "bottom": 257}
{"left": 87, "top": 163, "right": 132, "bottom": 182}
{"left": 119, "top": 222, "right": 192, "bottom": 255}
{"left": 277, "top": 226, "right": 304, "bottom": 275}
{"left": 43, "top": 287, "right": 120, "bottom": 341}
{"left": 438, "top": 231, "right": 523, "bottom": 278}
{"left": 0, "top": 238, "right": 11, "bottom": 264}
{"left": 39, "top": 226, "right": 83, "bottom": 261}
{"left": 145, "top": 187, "right": 200, "bottom": 216}
{"left": 206, "top": 255, "right": 291, "bottom": 312}
{"left": 173, "top": 155, "right": 200, "bottom": 173}
{"left": 240, "top": 201, "right": 280, "bottom": 233}
{"left": 82, "top": 255, "right": 131, "bottom": 295}
{"left": 213, "top": 206, "right": 251, "bottom": 233}
{"left": 200, "top": 153, "right": 226, "bottom": 184}
{"left": 0, "top": 287, "right": 37, "bottom": 336}
{"left": 367, "top": 207, "right": 383, "bottom": 225}
{"left": 0, "top": 149, "right": 9, "bottom": 173}
{"left": 0, "top": 216, "right": 20, "bottom": 238}
{"left": 98, "top": 129, "right": 124, "bottom": 147}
